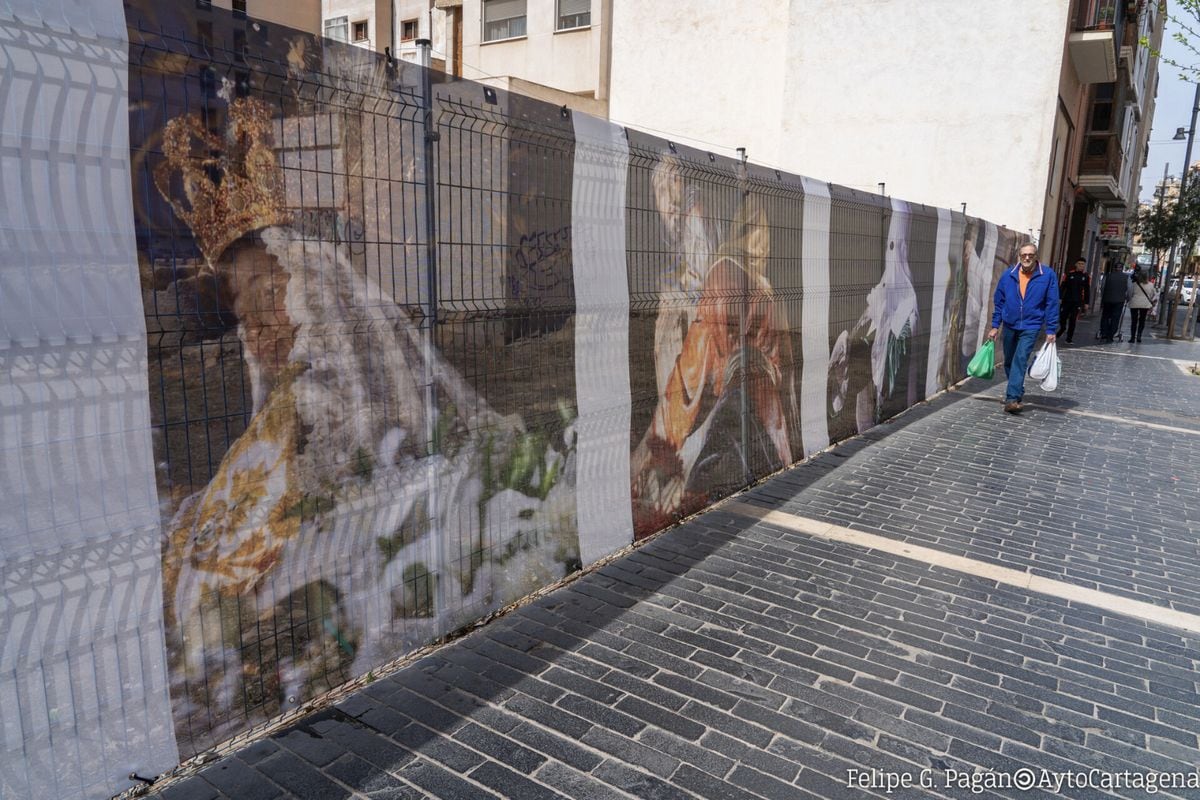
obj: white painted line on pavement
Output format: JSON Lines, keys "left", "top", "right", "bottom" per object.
{"left": 948, "top": 389, "right": 1200, "bottom": 436}
{"left": 1052, "top": 407, "right": 1200, "bottom": 434}
{"left": 1066, "top": 346, "right": 1195, "bottom": 367}
{"left": 724, "top": 501, "right": 1200, "bottom": 635}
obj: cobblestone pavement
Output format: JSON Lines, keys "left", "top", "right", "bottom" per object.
{"left": 150, "top": 314, "right": 1200, "bottom": 800}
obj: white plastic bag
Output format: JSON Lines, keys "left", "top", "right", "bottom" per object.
{"left": 1029, "top": 341, "right": 1056, "bottom": 380}
{"left": 1040, "top": 356, "right": 1062, "bottom": 392}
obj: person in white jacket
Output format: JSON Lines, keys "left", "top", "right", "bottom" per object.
{"left": 1126, "top": 270, "right": 1155, "bottom": 343}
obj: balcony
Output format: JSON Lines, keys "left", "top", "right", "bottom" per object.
{"left": 1078, "top": 133, "right": 1125, "bottom": 201}
{"left": 1069, "top": 0, "right": 1121, "bottom": 83}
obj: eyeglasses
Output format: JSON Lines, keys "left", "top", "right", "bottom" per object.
{"left": 1019, "top": 253, "right": 1037, "bottom": 259}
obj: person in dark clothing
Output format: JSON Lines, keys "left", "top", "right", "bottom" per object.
{"left": 1057, "top": 258, "right": 1090, "bottom": 343}
{"left": 1098, "top": 264, "right": 1128, "bottom": 342}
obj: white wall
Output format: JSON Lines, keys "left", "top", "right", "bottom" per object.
{"left": 395, "top": 0, "right": 449, "bottom": 65}
{"left": 609, "top": 0, "right": 788, "bottom": 160}
{"left": 609, "top": 0, "right": 1069, "bottom": 234}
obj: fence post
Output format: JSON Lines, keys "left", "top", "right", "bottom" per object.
{"left": 737, "top": 147, "right": 751, "bottom": 486}
{"left": 417, "top": 38, "right": 440, "bottom": 349}
{"left": 416, "top": 38, "right": 445, "bottom": 619}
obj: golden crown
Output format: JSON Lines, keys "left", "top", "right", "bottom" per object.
{"left": 154, "top": 97, "right": 291, "bottom": 265}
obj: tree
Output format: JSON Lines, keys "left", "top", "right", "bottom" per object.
{"left": 1146, "top": 1, "right": 1200, "bottom": 79}
{"left": 1133, "top": 198, "right": 1178, "bottom": 272}
{"left": 1165, "top": 173, "right": 1200, "bottom": 338}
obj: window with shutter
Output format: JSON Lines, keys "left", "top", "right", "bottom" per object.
{"left": 557, "top": 0, "right": 590, "bottom": 30}
{"left": 483, "top": 0, "right": 526, "bottom": 42}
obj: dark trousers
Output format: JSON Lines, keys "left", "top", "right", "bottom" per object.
{"left": 1100, "top": 302, "right": 1123, "bottom": 340}
{"left": 1057, "top": 303, "right": 1081, "bottom": 341}
{"left": 1129, "top": 308, "right": 1148, "bottom": 341}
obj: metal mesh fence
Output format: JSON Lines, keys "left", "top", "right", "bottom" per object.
{"left": 1, "top": 0, "right": 1029, "bottom": 793}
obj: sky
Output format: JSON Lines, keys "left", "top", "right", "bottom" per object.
{"left": 1140, "top": 11, "right": 1199, "bottom": 203}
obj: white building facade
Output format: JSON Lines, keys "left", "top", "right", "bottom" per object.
{"left": 608, "top": 0, "right": 1072, "bottom": 236}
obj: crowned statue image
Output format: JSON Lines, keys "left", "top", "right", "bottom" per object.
{"left": 148, "top": 89, "right": 579, "bottom": 749}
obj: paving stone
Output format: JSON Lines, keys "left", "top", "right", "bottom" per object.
{"left": 727, "top": 765, "right": 820, "bottom": 800}
{"left": 637, "top": 728, "right": 735, "bottom": 779}
{"left": 506, "top": 722, "right": 604, "bottom": 773}
{"left": 467, "top": 761, "right": 564, "bottom": 800}
{"left": 392, "top": 724, "right": 484, "bottom": 772}
{"left": 579, "top": 727, "right": 679, "bottom": 779}
{"left": 453, "top": 722, "right": 547, "bottom": 773}
{"left": 502, "top": 694, "right": 593, "bottom": 740}
{"left": 324, "top": 755, "right": 423, "bottom": 800}
{"left": 196, "top": 759, "right": 283, "bottom": 800}
{"left": 669, "top": 764, "right": 760, "bottom": 800}
{"left": 555, "top": 694, "right": 645, "bottom": 738}
{"left": 396, "top": 758, "right": 498, "bottom": 799}
{"left": 255, "top": 751, "right": 353, "bottom": 800}
{"left": 235, "top": 740, "right": 281, "bottom": 767}
{"left": 156, "top": 780, "right": 221, "bottom": 800}
{"left": 591, "top": 759, "right": 694, "bottom": 800}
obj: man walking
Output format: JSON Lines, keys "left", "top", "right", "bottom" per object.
{"left": 1057, "top": 257, "right": 1090, "bottom": 343}
{"left": 986, "top": 244, "right": 1059, "bottom": 414}
{"left": 1098, "top": 264, "right": 1128, "bottom": 342}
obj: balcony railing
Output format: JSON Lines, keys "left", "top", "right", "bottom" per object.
{"left": 1078, "top": 132, "right": 1126, "bottom": 201}
{"left": 1080, "top": 133, "right": 1122, "bottom": 177}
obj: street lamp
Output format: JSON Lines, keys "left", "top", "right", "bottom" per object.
{"left": 1159, "top": 83, "right": 1200, "bottom": 336}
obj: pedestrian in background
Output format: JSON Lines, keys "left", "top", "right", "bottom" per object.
{"left": 1098, "top": 264, "right": 1128, "bottom": 342}
{"left": 1126, "top": 269, "right": 1154, "bottom": 343}
{"left": 1057, "top": 257, "right": 1090, "bottom": 343}
{"left": 986, "top": 244, "right": 1060, "bottom": 414}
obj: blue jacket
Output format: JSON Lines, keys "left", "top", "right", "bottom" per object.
{"left": 991, "top": 263, "right": 1060, "bottom": 331}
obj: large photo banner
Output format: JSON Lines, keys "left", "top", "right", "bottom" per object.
{"left": 125, "top": 0, "right": 582, "bottom": 757}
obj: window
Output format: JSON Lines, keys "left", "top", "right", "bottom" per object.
{"left": 483, "top": 0, "right": 526, "bottom": 42}
{"left": 324, "top": 16, "right": 348, "bottom": 42}
{"left": 352, "top": 20, "right": 369, "bottom": 42}
{"left": 1090, "top": 84, "right": 1114, "bottom": 132}
{"left": 401, "top": 19, "right": 418, "bottom": 41}
{"left": 232, "top": 0, "right": 246, "bottom": 17}
{"left": 557, "top": 0, "right": 589, "bottom": 30}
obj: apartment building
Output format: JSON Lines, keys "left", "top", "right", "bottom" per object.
{"left": 1047, "top": 0, "right": 1164, "bottom": 281}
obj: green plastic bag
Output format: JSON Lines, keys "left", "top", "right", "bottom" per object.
{"left": 967, "top": 340, "right": 995, "bottom": 379}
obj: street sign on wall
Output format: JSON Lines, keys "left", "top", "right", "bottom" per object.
{"left": 1099, "top": 220, "right": 1124, "bottom": 239}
